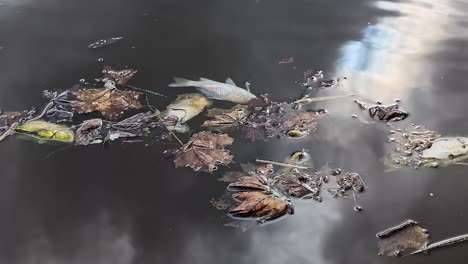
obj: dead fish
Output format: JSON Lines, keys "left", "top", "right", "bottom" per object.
{"left": 168, "top": 77, "right": 256, "bottom": 104}
{"left": 162, "top": 93, "right": 212, "bottom": 123}
{"left": 422, "top": 137, "right": 468, "bottom": 161}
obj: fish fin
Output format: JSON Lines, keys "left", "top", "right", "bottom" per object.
{"left": 168, "top": 77, "right": 195, "bottom": 87}
{"left": 196, "top": 88, "right": 222, "bottom": 100}
{"left": 244, "top": 81, "right": 251, "bottom": 92}
{"left": 225, "top": 78, "right": 236, "bottom": 86}
{"left": 199, "top": 77, "right": 211, "bottom": 81}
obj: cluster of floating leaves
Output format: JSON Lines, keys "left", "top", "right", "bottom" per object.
{"left": 0, "top": 66, "right": 172, "bottom": 146}
{"left": 203, "top": 96, "right": 326, "bottom": 141}
{"left": 211, "top": 152, "right": 366, "bottom": 225}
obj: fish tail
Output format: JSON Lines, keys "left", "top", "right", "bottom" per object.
{"left": 168, "top": 77, "right": 196, "bottom": 87}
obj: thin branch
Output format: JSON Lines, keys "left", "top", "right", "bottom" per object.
{"left": 0, "top": 122, "right": 19, "bottom": 142}
{"left": 255, "top": 159, "right": 311, "bottom": 169}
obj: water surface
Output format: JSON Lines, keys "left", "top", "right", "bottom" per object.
{"left": 1, "top": 0, "right": 468, "bottom": 263}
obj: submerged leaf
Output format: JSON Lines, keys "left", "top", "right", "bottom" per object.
{"left": 72, "top": 88, "right": 143, "bottom": 120}
{"left": 174, "top": 131, "right": 234, "bottom": 173}
{"left": 15, "top": 120, "right": 74, "bottom": 142}
{"left": 377, "top": 221, "right": 429, "bottom": 256}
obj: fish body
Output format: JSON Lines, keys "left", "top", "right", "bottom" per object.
{"left": 168, "top": 77, "right": 256, "bottom": 104}
{"left": 162, "top": 93, "right": 212, "bottom": 123}
{"left": 422, "top": 137, "right": 468, "bottom": 160}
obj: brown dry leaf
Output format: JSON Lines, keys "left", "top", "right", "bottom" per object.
{"left": 228, "top": 175, "right": 270, "bottom": 192}
{"left": 174, "top": 131, "right": 234, "bottom": 173}
{"left": 102, "top": 66, "right": 138, "bottom": 85}
{"left": 377, "top": 224, "right": 430, "bottom": 256}
{"left": 72, "top": 88, "right": 143, "bottom": 120}
{"left": 230, "top": 191, "right": 292, "bottom": 223}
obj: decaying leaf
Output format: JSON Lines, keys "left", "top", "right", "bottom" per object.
{"left": 111, "top": 111, "right": 159, "bottom": 134}
{"left": 202, "top": 105, "right": 249, "bottom": 127}
{"left": 369, "top": 104, "right": 408, "bottom": 121}
{"left": 101, "top": 66, "right": 138, "bottom": 85}
{"left": 15, "top": 120, "right": 74, "bottom": 143}
{"left": 0, "top": 110, "right": 34, "bottom": 128}
{"left": 230, "top": 191, "right": 293, "bottom": 223}
{"left": 204, "top": 100, "right": 326, "bottom": 141}
{"left": 75, "top": 119, "right": 103, "bottom": 145}
{"left": 377, "top": 220, "right": 430, "bottom": 256}
{"left": 174, "top": 131, "right": 234, "bottom": 173}
{"left": 72, "top": 88, "right": 143, "bottom": 120}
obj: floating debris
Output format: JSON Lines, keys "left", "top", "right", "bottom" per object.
{"left": 162, "top": 93, "right": 212, "bottom": 124}
{"left": 230, "top": 191, "right": 293, "bottom": 223}
{"left": 168, "top": 77, "right": 256, "bottom": 104}
{"left": 294, "top": 94, "right": 354, "bottom": 105}
{"left": 369, "top": 104, "right": 408, "bottom": 121}
{"left": 212, "top": 152, "right": 366, "bottom": 226}
{"left": 0, "top": 110, "right": 34, "bottom": 142}
{"left": 173, "top": 131, "right": 234, "bottom": 173}
{"left": 384, "top": 125, "right": 468, "bottom": 169}
{"left": 101, "top": 66, "right": 138, "bottom": 85}
{"left": 278, "top": 57, "right": 294, "bottom": 64}
{"left": 376, "top": 220, "right": 429, "bottom": 256}
{"left": 74, "top": 119, "right": 103, "bottom": 145}
{"left": 354, "top": 99, "right": 408, "bottom": 121}
{"left": 72, "top": 88, "right": 143, "bottom": 120}
{"left": 407, "top": 233, "right": 468, "bottom": 256}
{"left": 88, "top": 37, "right": 123, "bottom": 49}
{"left": 204, "top": 100, "right": 326, "bottom": 141}
{"left": 15, "top": 120, "right": 74, "bottom": 143}
{"left": 376, "top": 219, "right": 419, "bottom": 238}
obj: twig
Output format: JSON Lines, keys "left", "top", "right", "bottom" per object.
{"left": 117, "top": 84, "right": 170, "bottom": 99}
{"left": 29, "top": 101, "right": 54, "bottom": 121}
{"left": 405, "top": 233, "right": 468, "bottom": 256}
{"left": 294, "top": 94, "right": 354, "bottom": 104}
{"left": 42, "top": 145, "right": 73, "bottom": 160}
{"left": 0, "top": 122, "right": 19, "bottom": 142}
{"left": 255, "top": 159, "right": 311, "bottom": 169}
{"left": 164, "top": 126, "right": 184, "bottom": 147}
{"left": 376, "top": 219, "right": 418, "bottom": 238}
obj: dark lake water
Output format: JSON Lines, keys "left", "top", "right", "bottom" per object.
{"left": 1, "top": 0, "right": 468, "bottom": 263}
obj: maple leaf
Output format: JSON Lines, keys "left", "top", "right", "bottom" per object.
{"left": 71, "top": 88, "right": 143, "bottom": 120}
{"left": 174, "top": 131, "right": 234, "bottom": 173}
{"left": 230, "top": 191, "right": 293, "bottom": 223}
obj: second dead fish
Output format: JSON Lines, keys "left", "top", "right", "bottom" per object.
{"left": 168, "top": 77, "right": 256, "bottom": 104}
{"left": 162, "top": 93, "right": 212, "bottom": 123}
